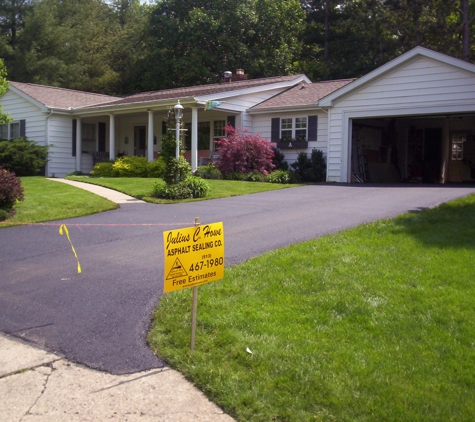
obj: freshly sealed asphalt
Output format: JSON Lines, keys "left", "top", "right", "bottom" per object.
{"left": 1, "top": 184, "right": 475, "bottom": 375}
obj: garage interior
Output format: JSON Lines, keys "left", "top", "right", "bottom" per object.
{"left": 351, "top": 114, "right": 475, "bottom": 184}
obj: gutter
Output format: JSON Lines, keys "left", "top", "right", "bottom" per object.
{"left": 248, "top": 104, "right": 329, "bottom": 115}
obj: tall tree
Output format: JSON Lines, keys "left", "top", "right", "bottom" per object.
{"left": 135, "top": 0, "right": 305, "bottom": 91}
{"left": 0, "top": 0, "right": 31, "bottom": 46}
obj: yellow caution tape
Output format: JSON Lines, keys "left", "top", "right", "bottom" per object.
{"left": 59, "top": 224, "right": 82, "bottom": 274}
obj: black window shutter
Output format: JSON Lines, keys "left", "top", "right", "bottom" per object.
{"left": 20, "top": 119, "right": 26, "bottom": 137}
{"left": 72, "top": 119, "right": 77, "bottom": 157}
{"left": 308, "top": 115, "right": 318, "bottom": 142}
{"left": 271, "top": 118, "right": 280, "bottom": 142}
{"left": 227, "top": 115, "right": 236, "bottom": 128}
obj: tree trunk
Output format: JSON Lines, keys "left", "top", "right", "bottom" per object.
{"left": 461, "top": 0, "right": 470, "bottom": 60}
{"left": 324, "top": 0, "right": 329, "bottom": 61}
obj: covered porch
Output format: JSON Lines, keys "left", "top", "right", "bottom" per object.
{"left": 73, "top": 101, "right": 238, "bottom": 174}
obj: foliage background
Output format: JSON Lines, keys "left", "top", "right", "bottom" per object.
{"left": 0, "top": 0, "right": 474, "bottom": 94}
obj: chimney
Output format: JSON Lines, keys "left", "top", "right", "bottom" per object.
{"left": 233, "top": 69, "right": 247, "bottom": 81}
{"left": 224, "top": 71, "right": 232, "bottom": 83}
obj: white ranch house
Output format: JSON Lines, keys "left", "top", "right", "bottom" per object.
{"left": 2, "top": 46, "right": 475, "bottom": 184}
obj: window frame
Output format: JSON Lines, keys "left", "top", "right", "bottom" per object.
{"left": 280, "top": 117, "right": 308, "bottom": 141}
{"left": 213, "top": 120, "right": 226, "bottom": 140}
{"left": 0, "top": 121, "right": 23, "bottom": 139}
{"left": 451, "top": 132, "right": 468, "bottom": 161}
{"left": 0, "top": 123, "right": 8, "bottom": 139}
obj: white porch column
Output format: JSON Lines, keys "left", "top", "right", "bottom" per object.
{"left": 109, "top": 114, "right": 115, "bottom": 161}
{"left": 75, "top": 117, "right": 82, "bottom": 171}
{"left": 191, "top": 107, "right": 198, "bottom": 171}
{"left": 147, "top": 109, "right": 154, "bottom": 162}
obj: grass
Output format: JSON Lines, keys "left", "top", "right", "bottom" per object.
{"left": 66, "top": 176, "right": 301, "bottom": 203}
{"left": 148, "top": 195, "right": 475, "bottom": 421}
{"left": 0, "top": 177, "right": 118, "bottom": 227}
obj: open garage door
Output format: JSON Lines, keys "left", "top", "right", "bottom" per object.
{"left": 351, "top": 114, "right": 475, "bottom": 184}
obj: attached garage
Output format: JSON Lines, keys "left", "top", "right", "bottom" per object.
{"left": 320, "top": 47, "right": 475, "bottom": 184}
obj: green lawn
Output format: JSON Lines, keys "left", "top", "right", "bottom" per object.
{"left": 66, "top": 175, "right": 301, "bottom": 203}
{"left": 149, "top": 195, "right": 475, "bottom": 421}
{"left": 0, "top": 177, "right": 118, "bottom": 227}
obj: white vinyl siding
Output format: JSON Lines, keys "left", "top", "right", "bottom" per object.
{"left": 47, "top": 114, "right": 76, "bottom": 177}
{"left": 0, "top": 90, "right": 45, "bottom": 144}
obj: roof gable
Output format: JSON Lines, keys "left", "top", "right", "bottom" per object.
{"left": 250, "top": 79, "right": 354, "bottom": 112}
{"left": 319, "top": 46, "right": 475, "bottom": 107}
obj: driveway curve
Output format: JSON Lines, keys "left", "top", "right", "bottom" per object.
{"left": 1, "top": 184, "right": 474, "bottom": 374}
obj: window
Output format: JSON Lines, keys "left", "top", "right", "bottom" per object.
{"left": 213, "top": 120, "right": 226, "bottom": 139}
{"left": 280, "top": 118, "right": 292, "bottom": 139}
{"left": 451, "top": 133, "right": 466, "bottom": 160}
{"left": 82, "top": 123, "right": 95, "bottom": 141}
{"left": 271, "top": 116, "right": 317, "bottom": 143}
{"left": 10, "top": 122, "right": 20, "bottom": 139}
{"left": 280, "top": 117, "right": 307, "bottom": 141}
{"left": 0, "top": 124, "right": 7, "bottom": 139}
{"left": 0, "top": 121, "right": 25, "bottom": 139}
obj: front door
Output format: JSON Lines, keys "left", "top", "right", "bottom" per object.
{"left": 134, "top": 126, "right": 146, "bottom": 157}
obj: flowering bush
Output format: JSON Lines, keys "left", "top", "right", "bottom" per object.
{"left": 91, "top": 161, "right": 116, "bottom": 177}
{"left": 0, "top": 167, "right": 24, "bottom": 220}
{"left": 112, "top": 156, "right": 149, "bottom": 177}
{"left": 216, "top": 126, "right": 275, "bottom": 176}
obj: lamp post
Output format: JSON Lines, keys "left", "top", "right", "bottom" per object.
{"left": 174, "top": 100, "right": 184, "bottom": 160}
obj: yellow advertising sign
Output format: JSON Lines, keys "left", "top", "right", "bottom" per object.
{"left": 163, "top": 222, "right": 224, "bottom": 293}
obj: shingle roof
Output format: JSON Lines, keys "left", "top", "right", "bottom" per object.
{"left": 251, "top": 79, "right": 355, "bottom": 109}
{"left": 8, "top": 81, "right": 120, "bottom": 110}
{"left": 88, "top": 75, "right": 307, "bottom": 108}
{"left": 8, "top": 74, "right": 309, "bottom": 111}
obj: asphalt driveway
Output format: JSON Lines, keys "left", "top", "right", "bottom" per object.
{"left": 1, "top": 184, "right": 475, "bottom": 374}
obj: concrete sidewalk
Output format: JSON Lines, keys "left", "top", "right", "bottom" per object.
{"left": 0, "top": 334, "right": 234, "bottom": 421}
{"left": 49, "top": 178, "right": 147, "bottom": 204}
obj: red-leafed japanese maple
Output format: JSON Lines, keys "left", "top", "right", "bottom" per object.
{"left": 216, "top": 126, "right": 275, "bottom": 176}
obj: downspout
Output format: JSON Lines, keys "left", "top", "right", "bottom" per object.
{"left": 320, "top": 107, "right": 331, "bottom": 182}
{"left": 45, "top": 109, "right": 54, "bottom": 177}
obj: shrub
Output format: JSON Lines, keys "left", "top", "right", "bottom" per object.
{"left": 0, "top": 167, "right": 24, "bottom": 220}
{"left": 152, "top": 176, "right": 210, "bottom": 200}
{"left": 245, "top": 171, "right": 265, "bottom": 182}
{"left": 112, "top": 156, "right": 149, "bottom": 177}
{"left": 184, "top": 175, "right": 211, "bottom": 197}
{"left": 265, "top": 170, "right": 295, "bottom": 184}
{"left": 66, "top": 171, "right": 87, "bottom": 176}
{"left": 147, "top": 156, "right": 166, "bottom": 178}
{"left": 216, "top": 126, "right": 275, "bottom": 176}
{"left": 163, "top": 156, "right": 192, "bottom": 185}
{"left": 91, "top": 161, "right": 116, "bottom": 177}
{"left": 291, "top": 149, "right": 327, "bottom": 183}
{"left": 0, "top": 138, "right": 49, "bottom": 176}
{"left": 271, "top": 146, "right": 289, "bottom": 171}
{"left": 194, "top": 164, "right": 222, "bottom": 180}
{"left": 223, "top": 172, "right": 247, "bottom": 181}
